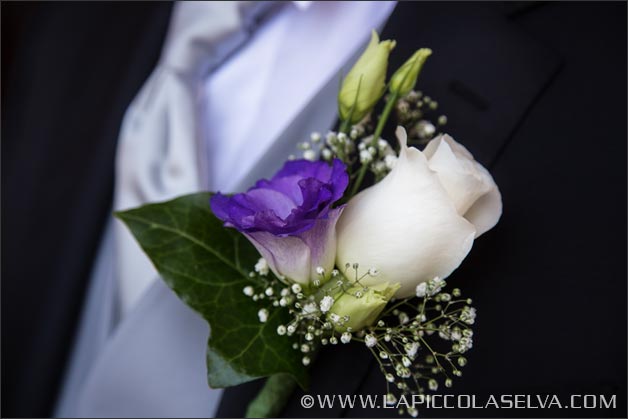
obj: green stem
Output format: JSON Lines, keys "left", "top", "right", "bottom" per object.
{"left": 339, "top": 118, "right": 351, "bottom": 134}
{"left": 349, "top": 91, "right": 399, "bottom": 197}
{"left": 245, "top": 373, "right": 297, "bottom": 418}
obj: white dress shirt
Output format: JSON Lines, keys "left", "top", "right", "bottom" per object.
{"left": 56, "top": 2, "right": 395, "bottom": 417}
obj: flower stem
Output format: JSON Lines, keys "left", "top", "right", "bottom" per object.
{"left": 245, "top": 373, "right": 297, "bottom": 418}
{"left": 339, "top": 118, "right": 351, "bottom": 134}
{"left": 349, "top": 91, "right": 399, "bottom": 197}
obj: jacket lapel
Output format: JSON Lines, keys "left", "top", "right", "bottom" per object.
{"left": 380, "top": 2, "right": 562, "bottom": 168}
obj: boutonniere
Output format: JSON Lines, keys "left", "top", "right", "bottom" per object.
{"left": 117, "top": 30, "right": 502, "bottom": 418}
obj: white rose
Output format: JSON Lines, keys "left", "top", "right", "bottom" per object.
{"left": 336, "top": 127, "right": 502, "bottom": 297}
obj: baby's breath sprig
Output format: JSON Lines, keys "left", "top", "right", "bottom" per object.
{"left": 357, "top": 135, "right": 397, "bottom": 182}
{"left": 360, "top": 277, "right": 476, "bottom": 417}
{"left": 395, "top": 89, "right": 448, "bottom": 145}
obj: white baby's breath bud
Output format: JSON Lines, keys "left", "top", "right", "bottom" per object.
{"left": 310, "top": 132, "right": 321, "bottom": 143}
{"left": 302, "top": 302, "right": 318, "bottom": 315}
{"left": 302, "top": 356, "right": 311, "bottom": 366}
{"left": 291, "top": 284, "right": 302, "bottom": 294}
{"left": 264, "top": 287, "right": 274, "bottom": 297}
{"left": 402, "top": 356, "right": 412, "bottom": 367}
{"left": 416, "top": 120, "right": 436, "bottom": 139}
{"left": 331, "top": 269, "right": 339, "bottom": 277}
{"left": 319, "top": 295, "right": 334, "bottom": 313}
{"left": 384, "top": 154, "right": 397, "bottom": 170}
{"left": 360, "top": 150, "right": 373, "bottom": 164}
{"left": 415, "top": 282, "right": 427, "bottom": 298}
{"left": 254, "top": 258, "right": 269, "bottom": 276}
{"left": 428, "top": 379, "right": 438, "bottom": 391}
{"left": 276, "top": 325, "right": 286, "bottom": 335}
{"left": 460, "top": 306, "right": 477, "bottom": 324}
{"left": 405, "top": 342, "right": 419, "bottom": 358}
{"left": 301, "top": 344, "right": 310, "bottom": 353}
{"left": 385, "top": 373, "right": 395, "bottom": 382}
{"left": 373, "top": 161, "right": 386, "bottom": 174}
{"left": 337, "top": 132, "right": 347, "bottom": 143}
{"left": 315, "top": 266, "right": 325, "bottom": 276}
{"left": 364, "top": 334, "right": 378, "bottom": 348}
{"left": 287, "top": 324, "right": 296, "bottom": 334}
{"left": 257, "top": 308, "right": 269, "bottom": 323}
{"left": 329, "top": 336, "right": 338, "bottom": 345}
{"left": 350, "top": 128, "right": 359, "bottom": 139}
{"left": 321, "top": 148, "right": 332, "bottom": 160}
{"left": 428, "top": 276, "right": 445, "bottom": 295}
{"left": 340, "top": 332, "right": 352, "bottom": 344}
{"left": 368, "top": 267, "right": 379, "bottom": 276}
{"left": 243, "top": 286, "right": 254, "bottom": 297}
{"left": 303, "top": 149, "right": 316, "bottom": 161}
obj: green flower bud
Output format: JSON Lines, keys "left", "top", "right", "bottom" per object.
{"left": 328, "top": 282, "right": 400, "bottom": 332}
{"left": 338, "top": 30, "right": 396, "bottom": 124}
{"left": 389, "top": 48, "right": 432, "bottom": 97}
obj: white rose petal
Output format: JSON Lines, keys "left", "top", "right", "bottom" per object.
{"left": 336, "top": 127, "right": 477, "bottom": 298}
{"left": 423, "top": 133, "right": 502, "bottom": 237}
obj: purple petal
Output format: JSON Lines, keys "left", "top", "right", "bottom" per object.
{"left": 244, "top": 231, "right": 311, "bottom": 284}
{"left": 299, "top": 206, "right": 345, "bottom": 280}
{"left": 209, "top": 193, "right": 232, "bottom": 221}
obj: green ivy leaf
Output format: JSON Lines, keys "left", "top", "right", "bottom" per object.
{"left": 115, "top": 193, "right": 308, "bottom": 389}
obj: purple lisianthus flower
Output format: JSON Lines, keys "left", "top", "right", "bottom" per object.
{"left": 210, "top": 158, "right": 349, "bottom": 285}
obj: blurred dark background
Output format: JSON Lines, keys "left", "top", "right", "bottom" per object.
{"left": 2, "top": 1, "right": 626, "bottom": 418}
